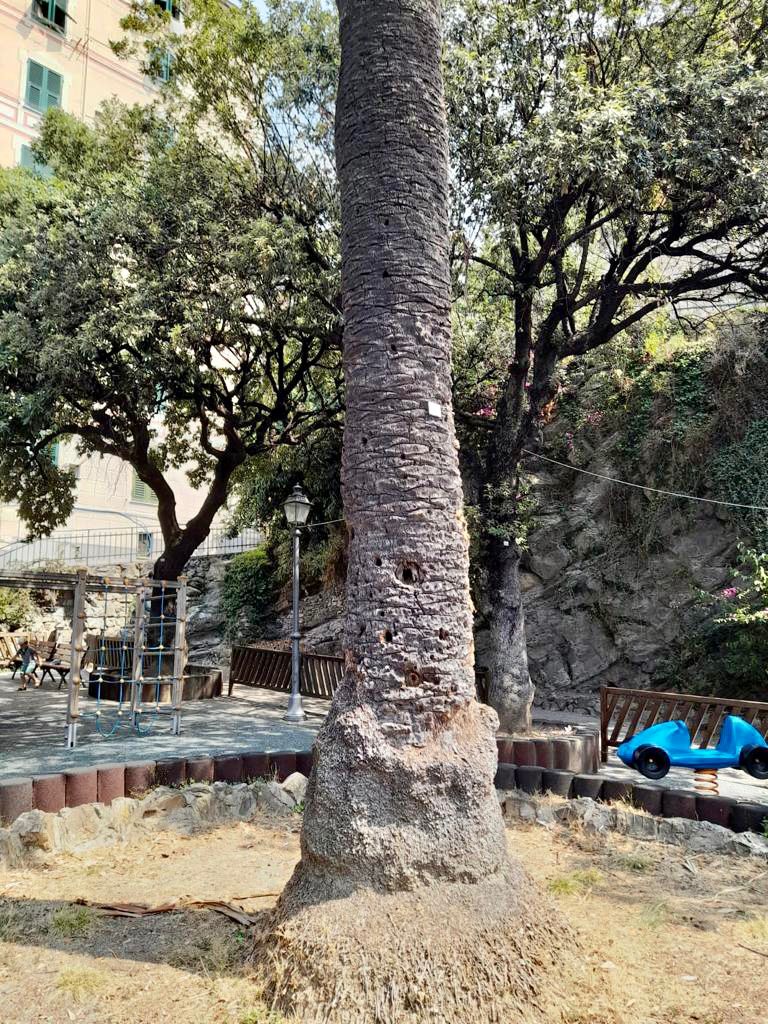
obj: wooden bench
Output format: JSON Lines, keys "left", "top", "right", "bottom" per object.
{"left": 600, "top": 684, "right": 768, "bottom": 763}
{"left": 229, "top": 646, "right": 344, "bottom": 699}
{"left": 10, "top": 633, "right": 57, "bottom": 680}
{"left": 39, "top": 643, "right": 74, "bottom": 688}
{"left": 0, "top": 633, "right": 21, "bottom": 669}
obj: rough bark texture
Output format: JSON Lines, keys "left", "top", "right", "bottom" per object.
{"left": 256, "top": 3, "right": 572, "bottom": 1019}
{"left": 486, "top": 540, "right": 535, "bottom": 733}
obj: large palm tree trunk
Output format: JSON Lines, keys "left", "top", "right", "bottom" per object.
{"left": 258, "top": 2, "right": 571, "bottom": 1020}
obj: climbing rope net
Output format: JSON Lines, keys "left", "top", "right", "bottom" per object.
{"left": 0, "top": 569, "right": 187, "bottom": 749}
{"left": 72, "top": 572, "right": 188, "bottom": 748}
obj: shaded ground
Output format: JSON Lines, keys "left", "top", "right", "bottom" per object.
{"left": 4, "top": 672, "right": 767, "bottom": 807}
{"left": 0, "top": 670, "right": 324, "bottom": 780}
{"left": 0, "top": 814, "right": 766, "bottom": 1024}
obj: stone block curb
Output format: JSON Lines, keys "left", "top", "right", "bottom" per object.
{"left": 97, "top": 764, "right": 126, "bottom": 806}
{"left": 32, "top": 775, "right": 66, "bottom": 814}
{"left": 515, "top": 765, "right": 543, "bottom": 795}
{"left": 242, "top": 752, "right": 270, "bottom": 780}
{"left": 494, "top": 763, "right": 517, "bottom": 790}
{"left": 573, "top": 773, "right": 604, "bottom": 800}
{"left": 0, "top": 779, "right": 34, "bottom": 825}
{"left": 213, "top": 754, "right": 244, "bottom": 784}
{"left": 64, "top": 768, "right": 97, "bottom": 808}
{"left": 186, "top": 757, "right": 214, "bottom": 783}
{"left": 541, "top": 768, "right": 574, "bottom": 798}
{"left": 269, "top": 751, "right": 297, "bottom": 782}
{"left": 155, "top": 759, "right": 186, "bottom": 788}
{"left": 124, "top": 762, "right": 156, "bottom": 797}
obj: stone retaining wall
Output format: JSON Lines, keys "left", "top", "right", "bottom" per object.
{"left": 501, "top": 791, "right": 768, "bottom": 859}
{"left": 495, "top": 760, "right": 768, "bottom": 835}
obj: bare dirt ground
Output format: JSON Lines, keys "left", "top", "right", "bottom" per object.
{"left": 0, "top": 814, "right": 766, "bottom": 1024}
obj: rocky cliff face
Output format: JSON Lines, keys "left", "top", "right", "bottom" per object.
{"left": 185, "top": 446, "right": 739, "bottom": 714}
{"left": 499, "top": 443, "right": 738, "bottom": 715}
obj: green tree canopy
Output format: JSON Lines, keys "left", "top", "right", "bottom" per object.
{"left": 444, "top": 0, "right": 768, "bottom": 727}
{"left": 0, "top": 0, "right": 342, "bottom": 577}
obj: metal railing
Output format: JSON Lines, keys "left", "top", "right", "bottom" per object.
{"left": 0, "top": 525, "right": 263, "bottom": 569}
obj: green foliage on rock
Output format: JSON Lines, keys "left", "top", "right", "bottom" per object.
{"left": 660, "top": 549, "right": 768, "bottom": 701}
{"left": 0, "top": 587, "right": 34, "bottom": 631}
{"left": 222, "top": 547, "right": 276, "bottom": 643}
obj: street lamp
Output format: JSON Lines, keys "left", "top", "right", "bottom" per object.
{"left": 283, "top": 485, "right": 311, "bottom": 722}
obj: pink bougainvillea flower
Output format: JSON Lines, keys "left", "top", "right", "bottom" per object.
{"left": 721, "top": 587, "right": 739, "bottom": 599}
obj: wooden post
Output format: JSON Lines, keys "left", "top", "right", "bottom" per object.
{"left": 170, "top": 576, "right": 187, "bottom": 736}
{"left": 66, "top": 569, "right": 88, "bottom": 749}
{"left": 130, "top": 582, "right": 147, "bottom": 729}
{"left": 599, "top": 685, "right": 608, "bottom": 764}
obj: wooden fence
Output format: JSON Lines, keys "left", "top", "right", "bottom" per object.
{"left": 600, "top": 684, "right": 768, "bottom": 762}
{"left": 230, "top": 645, "right": 490, "bottom": 703}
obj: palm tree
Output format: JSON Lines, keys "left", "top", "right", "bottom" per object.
{"left": 259, "top": 2, "right": 568, "bottom": 1019}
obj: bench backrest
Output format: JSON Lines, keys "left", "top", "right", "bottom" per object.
{"left": 230, "top": 645, "right": 344, "bottom": 699}
{"left": 600, "top": 684, "right": 768, "bottom": 762}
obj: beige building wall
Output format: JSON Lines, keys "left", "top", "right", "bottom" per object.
{"left": 0, "top": 0, "right": 216, "bottom": 547}
{"left": 0, "top": 0, "right": 164, "bottom": 167}
{"left": 0, "top": 436, "right": 217, "bottom": 546}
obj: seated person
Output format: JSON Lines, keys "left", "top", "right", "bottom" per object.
{"left": 17, "top": 640, "right": 40, "bottom": 691}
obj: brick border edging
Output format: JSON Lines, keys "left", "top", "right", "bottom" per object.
{"left": 497, "top": 730, "right": 600, "bottom": 775}
{"left": 0, "top": 748, "right": 315, "bottom": 827}
{"left": 3, "top": 737, "right": 765, "bottom": 838}
{"left": 493, "top": 762, "right": 768, "bottom": 836}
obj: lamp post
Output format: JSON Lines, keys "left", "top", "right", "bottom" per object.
{"left": 283, "top": 484, "right": 311, "bottom": 723}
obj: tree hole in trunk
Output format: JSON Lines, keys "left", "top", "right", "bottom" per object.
{"left": 374, "top": 556, "right": 382, "bottom": 566}
{"left": 383, "top": 629, "right": 393, "bottom": 643}
{"left": 399, "top": 562, "right": 419, "bottom": 585}
{"left": 438, "top": 628, "right": 448, "bottom": 641}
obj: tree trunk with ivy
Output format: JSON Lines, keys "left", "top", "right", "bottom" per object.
{"left": 256, "top": 3, "right": 572, "bottom": 1021}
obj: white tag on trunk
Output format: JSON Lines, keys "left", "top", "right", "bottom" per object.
{"left": 426, "top": 400, "right": 442, "bottom": 419}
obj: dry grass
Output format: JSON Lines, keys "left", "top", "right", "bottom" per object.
{"left": 0, "top": 816, "right": 766, "bottom": 1023}
{"left": 0, "top": 905, "right": 19, "bottom": 941}
{"left": 547, "top": 867, "right": 603, "bottom": 895}
{"left": 55, "top": 966, "right": 109, "bottom": 1001}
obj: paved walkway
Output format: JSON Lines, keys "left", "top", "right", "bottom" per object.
{"left": 0, "top": 671, "right": 324, "bottom": 780}
{"left": 1, "top": 672, "right": 766, "bottom": 805}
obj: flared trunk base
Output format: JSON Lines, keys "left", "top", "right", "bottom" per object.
{"left": 255, "top": 863, "right": 576, "bottom": 1024}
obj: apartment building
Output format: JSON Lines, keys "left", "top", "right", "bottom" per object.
{"left": 0, "top": 0, "right": 180, "bottom": 168}
{"left": 0, "top": 0, "right": 220, "bottom": 551}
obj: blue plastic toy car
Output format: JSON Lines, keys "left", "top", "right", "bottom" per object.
{"left": 617, "top": 714, "right": 768, "bottom": 781}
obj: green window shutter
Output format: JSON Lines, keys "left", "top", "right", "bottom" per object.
{"left": 26, "top": 60, "right": 44, "bottom": 110}
{"left": 131, "top": 471, "right": 156, "bottom": 504}
{"left": 45, "top": 68, "right": 62, "bottom": 109}
{"left": 48, "top": 442, "right": 59, "bottom": 466}
{"left": 19, "top": 144, "right": 53, "bottom": 179}
{"left": 32, "top": 0, "right": 67, "bottom": 33}
{"left": 25, "top": 61, "right": 62, "bottom": 112}
{"left": 158, "top": 51, "right": 172, "bottom": 82}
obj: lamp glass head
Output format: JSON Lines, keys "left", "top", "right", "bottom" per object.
{"left": 284, "top": 484, "right": 311, "bottom": 526}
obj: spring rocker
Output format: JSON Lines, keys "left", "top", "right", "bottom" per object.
{"left": 617, "top": 714, "right": 768, "bottom": 795}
